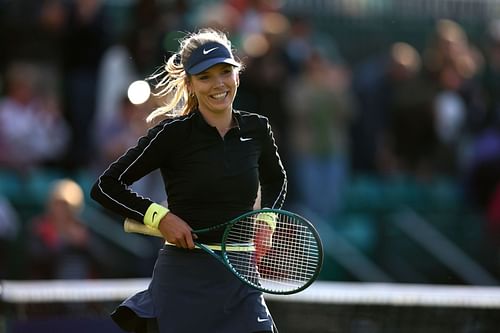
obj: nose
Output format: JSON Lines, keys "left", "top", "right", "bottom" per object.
{"left": 214, "top": 74, "right": 225, "bottom": 87}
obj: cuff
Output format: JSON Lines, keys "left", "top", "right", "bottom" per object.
{"left": 144, "top": 203, "right": 169, "bottom": 229}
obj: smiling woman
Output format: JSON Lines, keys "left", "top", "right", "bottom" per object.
{"left": 90, "top": 28, "right": 287, "bottom": 333}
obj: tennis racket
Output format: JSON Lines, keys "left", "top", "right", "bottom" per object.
{"left": 124, "top": 208, "right": 323, "bottom": 295}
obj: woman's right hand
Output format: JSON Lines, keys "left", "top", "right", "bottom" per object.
{"left": 158, "top": 212, "right": 198, "bottom": 249}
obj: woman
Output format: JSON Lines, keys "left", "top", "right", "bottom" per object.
{"left": 90, "top": 28, "right": 287, "bottom": 333}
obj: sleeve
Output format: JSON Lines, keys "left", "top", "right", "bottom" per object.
{"left": 90, "top": 121, "right": 173, "bottom": 224}
{"left": 258, "top": 117, "right": 287, "bottom": 209}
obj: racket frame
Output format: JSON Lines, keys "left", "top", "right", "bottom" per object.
{"left": 220, "top": 208, "right": 324, "bottom": 295}
{"left": 124, "top": 208, "right": 324, "bottom": 295}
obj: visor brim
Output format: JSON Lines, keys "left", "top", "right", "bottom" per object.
{"left": 186, "top": 58, "right": 240, "bottom": 75}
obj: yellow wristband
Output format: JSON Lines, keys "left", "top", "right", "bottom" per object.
{"left": 144, "top": 203, "right": 169, "bottom": 229}
{"left": 257, "top": 212, "right": 277, "bottom": 232}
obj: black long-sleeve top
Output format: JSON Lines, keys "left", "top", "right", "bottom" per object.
{"left": 90, "top": 109, "right": 287, "bottom": 243}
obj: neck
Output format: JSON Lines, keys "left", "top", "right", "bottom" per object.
{"left": 199, "top": 108, "right": 234, "bottom": 135}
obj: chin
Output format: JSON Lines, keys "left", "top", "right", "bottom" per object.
{"left": 210, "top": 102, "right": 232, "bottom": 112}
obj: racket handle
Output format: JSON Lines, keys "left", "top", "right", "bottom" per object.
{"left": 124, "top": 218, "right": 163, "bottom": 238}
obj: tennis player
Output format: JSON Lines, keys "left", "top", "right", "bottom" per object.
{"left": 90, "top": 28, "right": 287, "bottom": 333}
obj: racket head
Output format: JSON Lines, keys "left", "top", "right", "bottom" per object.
{"left": 221, "top": 209, "right": 323, "bottom": 295}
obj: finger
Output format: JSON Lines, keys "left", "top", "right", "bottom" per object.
{"left": 186, "top": 233, "right": 196, "bottom": 249}
{"left": 177, "top": 237, "right": 188, "bottom": 249}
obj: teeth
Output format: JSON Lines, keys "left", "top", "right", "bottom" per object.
{"left": 212, "top": 92, "right": 227, "bottom": 100}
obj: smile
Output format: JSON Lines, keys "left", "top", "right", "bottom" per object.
{"left": 211, "top": 92, "right": 228, "bottom": 100}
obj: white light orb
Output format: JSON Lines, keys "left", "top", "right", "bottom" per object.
{"left": 127, "top": 80, "right": 151, "bottom": 105}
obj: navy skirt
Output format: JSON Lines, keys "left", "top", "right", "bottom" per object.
{"left": 111, "top": 244, "right": 275, "bottom": 333}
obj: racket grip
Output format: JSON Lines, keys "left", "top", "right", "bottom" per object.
{"left": 124, "top": 218, "right": 163, "bottom": 238}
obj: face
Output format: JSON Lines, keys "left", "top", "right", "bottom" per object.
{"left": 189, "top": 63, "right": 239, "bottom": 115}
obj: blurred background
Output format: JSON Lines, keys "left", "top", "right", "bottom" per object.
{"left": 1, "top": 0, "right": 500, "bottom": 331}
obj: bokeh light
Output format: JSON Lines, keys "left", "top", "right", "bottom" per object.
{"left": 127, "top": 80, "right": 151, "bottom": 105}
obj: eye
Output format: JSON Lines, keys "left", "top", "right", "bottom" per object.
{"left": 197, "top": 74, "right": 209, "bottom": 80}
{"left": 222, "top": 67, "right": 233, "bottom": 74}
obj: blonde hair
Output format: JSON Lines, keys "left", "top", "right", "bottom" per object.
{"left": 146, "top": 28, "right": 242, "bottom": 122}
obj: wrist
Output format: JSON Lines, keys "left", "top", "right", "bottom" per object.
{"left": 144, "top": 203, "right": 169, "bottom": 229}
{"left": 257, "top": 211, "right": 277, "bottom": 232}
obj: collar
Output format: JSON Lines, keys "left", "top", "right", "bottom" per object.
{"left": 193, "top": 109, "right": 241, "bottom": 134}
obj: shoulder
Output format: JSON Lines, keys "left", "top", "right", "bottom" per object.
{"left": 234, "top": 109, "right": 270, "bottom": 129}
{"left": 156, "top": 112, "right": 196, "bottom": 129}
{"left": 147, "top": 113, "right": 196, "bottom": 137}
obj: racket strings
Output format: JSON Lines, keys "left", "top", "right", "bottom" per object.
{"left": 224, "top": 213, "right": 321, "bottom": 293}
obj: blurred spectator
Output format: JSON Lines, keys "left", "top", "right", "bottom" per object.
{"left": 62, "top": 0, "right": 107, "bottom": 169}
{"left": 28, "top": 179, "right": 99, "bottom": 279}
{"left": 0, "top": 195, "right": 20, "bottom": 278}
{"left": 420, "top": 19, "right": 486, "bottom": 176}
{"left": 383, "top": 42, "right": 441, "bottom": 179}
{"left": 351, "top": 41, "right": 422, "bottom": 176}
{"left": 285, "top": 49, "right": 355, "bottom": 218}
{"left": 0, "top": 61, "right": 70, "bottom": 173}
{"left": 284, "top": 15, "right": 343, "bottom": 76}
{"left": 283, "top": 15, "right": 314, "bottom": 75}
